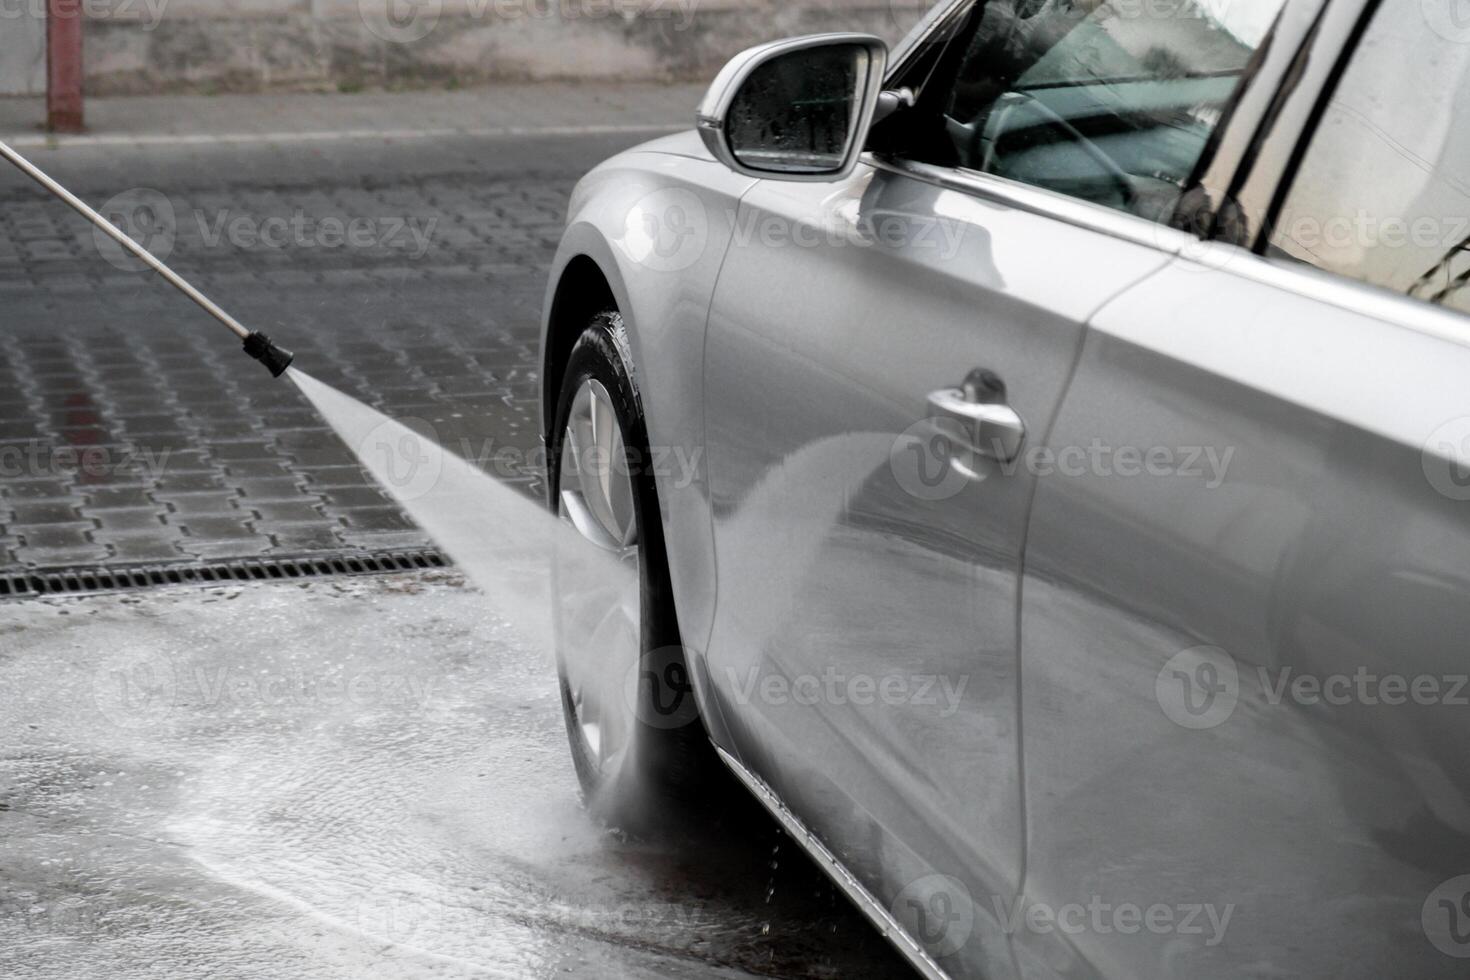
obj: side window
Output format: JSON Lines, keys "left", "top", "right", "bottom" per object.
{"left": 1269, "top": 5, "right": 1470, "bottom": 316}
{"left": 891, "top": 0, "right": 1284, "bottom": 222}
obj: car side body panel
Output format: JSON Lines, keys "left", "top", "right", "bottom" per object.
{"left": 1017, "top": 249, "right": 1470, "bottom": 979}
{"left": 699, "top": 158, "right": 1178, "bottom": 980}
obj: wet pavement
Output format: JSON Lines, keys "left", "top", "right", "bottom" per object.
{"left": 0, "top": 572, "right": 910, "bottom": 978}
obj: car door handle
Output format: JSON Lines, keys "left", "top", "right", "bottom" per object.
{"left": 927, "top": 370, "right": 1026, "bottom": 464}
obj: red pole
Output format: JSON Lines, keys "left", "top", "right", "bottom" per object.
{"left": 47, "top": 0, "right": 84, "bottom": 133}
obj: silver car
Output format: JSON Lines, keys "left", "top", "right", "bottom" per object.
{"left": 539, "top": 0, "right": 1470, "bottom": 976}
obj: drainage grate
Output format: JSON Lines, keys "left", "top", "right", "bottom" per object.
{"left": 0, "top": 548, "right": 451, "bottom": 601}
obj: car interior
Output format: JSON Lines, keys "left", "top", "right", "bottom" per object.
{"left": 875, "top": 0, "right": 1269, "bottom": 222}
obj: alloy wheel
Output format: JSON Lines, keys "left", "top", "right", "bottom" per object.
{"left": 555, "top": 378, "right": 643, "bottom": 780}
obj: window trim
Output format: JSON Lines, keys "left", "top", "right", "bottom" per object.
{"left": 866, "top": 153, "right": 1201, "bottom": 254}
{"left": 883, "top": 0, "right": 974, "bottom": 87}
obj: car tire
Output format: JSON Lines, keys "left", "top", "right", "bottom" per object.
{"left": 546, "top": 310, "right": 712, "bottom": 831}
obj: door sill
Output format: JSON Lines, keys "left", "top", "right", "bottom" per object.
{"left": 713, "top": 746, "right": 952, "bottom": 980}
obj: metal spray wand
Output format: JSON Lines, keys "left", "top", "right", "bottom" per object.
{"left": 0, "top": 138, "right": 294, "bottom": 377}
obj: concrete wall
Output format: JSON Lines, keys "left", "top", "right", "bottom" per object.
{"left": 0, "top": 9, "right": 47, "bottom": 95}
{"left": 0, "top": 0, "right": 933, "bottom": 96}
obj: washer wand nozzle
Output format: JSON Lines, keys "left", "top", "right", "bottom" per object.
{"left": 243, "top": 332, "right": 295, "bottom": 378}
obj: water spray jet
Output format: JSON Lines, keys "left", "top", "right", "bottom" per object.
{"left": 0, "top": 138, "right": 294, "bottom": 378}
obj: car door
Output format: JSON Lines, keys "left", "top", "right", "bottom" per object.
{"left": 1015, "top": 2, "right": 1470, "bottom": 977}
{"left": 698, "top": 2, "right": 1283, "bottom": 974}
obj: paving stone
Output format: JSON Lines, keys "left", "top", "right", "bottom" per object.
{"left": 10, "top": 501, "right": 83, "bottom": 525}
{"left": 91, "top": 508, "right": 169, "bottom": 533}
{"left": 178, "top": 517, "right": 264, "bottom": 541}
{"left": 246, "top": 501, "right": 326, "bottom": 523}
{"left": 261, "top": 526, "right": 346, "bottom": 552}
{"left": 154, "top": 473, "right": 231, "bottom": 494}
{"left": 10, "top": 520, "right": 98, "bottom": 536}
{"left": 178, "top": 403, "right": 246, "bottom": 420}
{"left": 194, "top": 420, "right": 265, "bottom": 440}
{"left": 285, "top": 448, "right": 367, "bottom": 468}
{"left": 337, "top": 507, "right": 417, "bottom": 532}
{"left": 236, "top": 478, "right": 314, "bottom": 501}
{"left": 208, "top": 441, "right": 282, "bottom": 461}
{"left": 318, "top": 486, "right": 392, "bottom": 509}
{"left": 126, "top": 434, "right": 201, "bottom": 454}
{"left": 253, "top": 411, "right": 324, "bottom": 430}
{"left": 13, "top": 525, "right": 109, "bottom": 567}
{"left": 103, "top": 535, "right": 188, "bottom": 563}
{"left": 340, "top": 530, "right": 435, "bottom": 551}
{"left": 83, "top": 487, "right": 158, "bottom": 510}
{"left": 12, "top": 543, "right": 113, "bottom": 566}
{"left": 179, "top": 537, "right": 276, "bottom": 559}
{"left": 148, "top": 450, "right": 217, "bottom": 472}
{"left": 114, "top": 414, "right": 193, "bottom": 435}
{"left": 221, "top": 461, "right": 296, "bottom": 480}
{"left": 67, "top": 468, "right": 142, "bottom": 496}
{"left": 1, "top": 480, "right": 73, "bottom": 501}
{"left": 162, "top": 492, "right": 244, "bottom": 515}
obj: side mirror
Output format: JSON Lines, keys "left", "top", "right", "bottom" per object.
{"left": 697, "top": 33, "right": 889, "bottom": 182}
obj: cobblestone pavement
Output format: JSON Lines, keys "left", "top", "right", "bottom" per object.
{"left": 0, "top": 109, "right": 668, "bottom": 572}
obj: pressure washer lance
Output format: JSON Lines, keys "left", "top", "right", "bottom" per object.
{"left": 0, "top": 138, "right": 294, "bottom": 377}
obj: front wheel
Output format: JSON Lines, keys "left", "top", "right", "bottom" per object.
{"left": 547, "top": 311, "right": 711, "bottom": 831}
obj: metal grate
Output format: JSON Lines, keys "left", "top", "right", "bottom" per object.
{"left": 0, "top": 548, "right": 450, "bottom": 601}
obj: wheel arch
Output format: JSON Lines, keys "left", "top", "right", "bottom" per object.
{"left": 539, "top": 161, "right": 753, "bottom": 758}
{"left": 542, "top": 251, "right": 625, "bottom": 444}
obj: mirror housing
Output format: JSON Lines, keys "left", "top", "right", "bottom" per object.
{"left": 697, "top": 33, "right": 889, "bottom": 182}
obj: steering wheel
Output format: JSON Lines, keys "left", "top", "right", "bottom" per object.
{"left": 971, "top": 90, "right": 1137, "bottom": 209}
